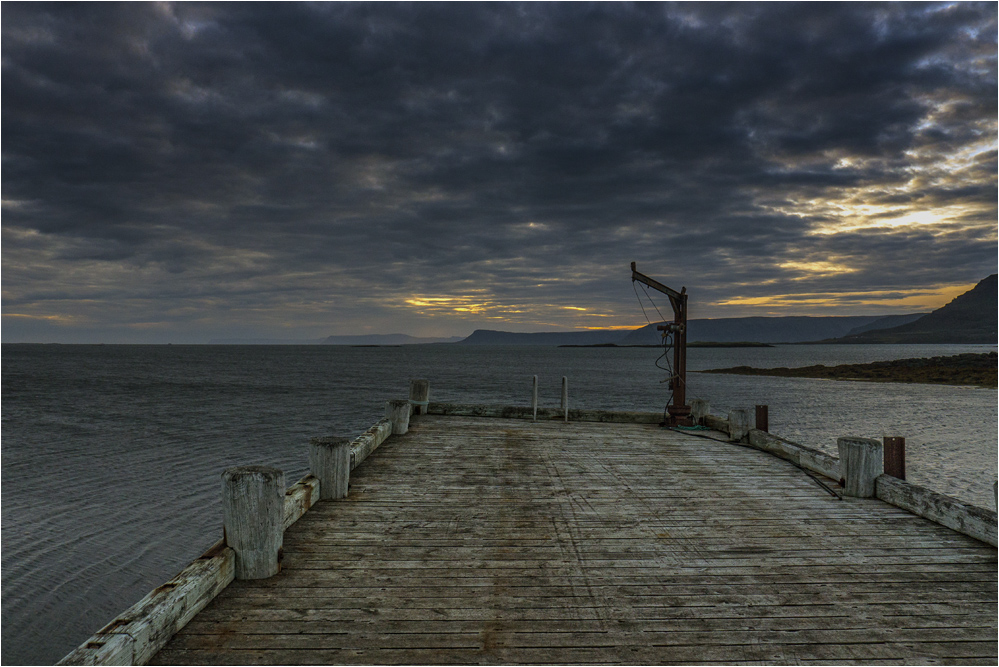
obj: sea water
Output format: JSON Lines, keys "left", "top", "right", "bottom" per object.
{"left": 2, "top": 343, "right": 996, "bottom": 664}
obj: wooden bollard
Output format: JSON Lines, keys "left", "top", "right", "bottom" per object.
{"left": 532, "top": 375, "right": 538, "bottom": 421}
{"left": 883, "top": 436, "right": 905, "bottom": 480}
{"left": 755, "top": 405, "right": 769, "bottom": 433}
{"left": 690, "top": 399, "right": 709, "bottom": 425}
{"left": 837, "top": 437, "right": 883, "bottom": 497}
{"left": 561, "top": 376, "right": 568, "bottom": 422}
{"left": 728, "top": 409, "right": 751, "bottom": 442}
{"left": 409, "top": 379, "right": 430, "bottom": 416}
{"left": 221, "top": 466, "right": 285, "bottom": 580}
{"left": 309, "top": 437, "right": 350, "bottom": 500}
{"left": 386, "top": 399, "right": 411, "bottom": 434}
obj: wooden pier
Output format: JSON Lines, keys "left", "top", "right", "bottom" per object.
{"left": 154, "top": 414, "right": 996, "bottom": 664}
{"left": 62, "top": 393, "right": 998, "bottom": 666}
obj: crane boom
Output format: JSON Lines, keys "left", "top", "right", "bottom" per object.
{"left": 630, "top": 262, "right": 683, "bottom": 301}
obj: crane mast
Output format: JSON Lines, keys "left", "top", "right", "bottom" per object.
{"left": 631, "top": 262, "right": 693, "bottom": 427}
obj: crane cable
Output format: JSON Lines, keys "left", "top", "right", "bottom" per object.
{"left": 633, "top": 280, "right": 677, "bottom": 417}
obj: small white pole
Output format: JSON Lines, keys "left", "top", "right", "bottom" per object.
{"left": 532, "top": 375, "right": 538, "bottom": 421}
{"left": 561, "top": 376, "right": 568, "bottom": 422}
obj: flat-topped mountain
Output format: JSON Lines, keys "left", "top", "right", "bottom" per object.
{"left": 458, "top": 329, "right": 626, "bottom": 346}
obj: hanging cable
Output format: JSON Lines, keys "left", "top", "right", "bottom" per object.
{"left": 639, "top": 281, "right": 668, "bottom": 325}
{"left": 633, "top": 280, "right": 653, "bottom": 326}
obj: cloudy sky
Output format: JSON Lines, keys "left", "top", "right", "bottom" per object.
{"left": 3, "top": 2, "right": 996, "bottom": 343}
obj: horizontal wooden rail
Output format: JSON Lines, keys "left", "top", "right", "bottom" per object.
{"left": 747, "top": 428, "right": 841, "bottom": 481}
{"left": 427, "top": 401, "right": 662, "bottom": 424}
{"left": 876, "top": 474, "right": 997, "bottom": 546}
{"left": 58, "top": 541, "right": 235, "bottom": 665}
{"left": 283, "top": 474, "right": 320, "bottom": 530}
{"left": 349, "top": 417, "right": 392, "bottom": 469}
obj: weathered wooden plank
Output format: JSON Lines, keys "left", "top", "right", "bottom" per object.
{"left": 198, "top": 594, "right": 996, "bottom": 624}
{"left": 183, "top": 610, "right": 998, "bottom": 633}
{"left": 162, "top": 624, "right": 998, "bottom": 650}
{"left": 241, "top": 560, "right": 999, "bottom": 581}
{"left": 152, "top": 642, "right": 999, "bottom": 666}
{"left": 281, "top": 475, "right": 319, "bottom": 531}
{"left": 58, "top": 633, "right": 135, "bottom": 666}
{"left": 348, "top": 418, "right": 392, "bottom": 469}
{"left": 204, "top": 587, "right": 997, "bottom": 609}
{"left": 236, "top": 571, "right": 999, "bottom": 592}
{"left": 702, "top": 413, "right": 729, "bottom": 432}
{"left": 289, "top": 542, "right": 996, "bottom": 560}
{"left": 877, "top": 474, "right": 998, "bottom": 546}
{"left": 747, "top": 428, "right": 840, "bottom": 479}
{"left": 60, "top": 542, "right": 235, "bottom": 665}
{"left": 152, "top": 644, "right": 999, "bottom": 666}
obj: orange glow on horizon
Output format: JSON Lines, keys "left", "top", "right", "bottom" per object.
{"left": 394, "top": 279, "right": 975, "bottom": 333}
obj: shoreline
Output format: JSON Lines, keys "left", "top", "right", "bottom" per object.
{"left": 700, "top": 352, "right": 997, "bottom": 387}
{"left": 558, "top": 341, "right": 774, "bottom": 348}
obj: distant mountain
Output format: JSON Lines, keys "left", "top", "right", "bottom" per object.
{"left": 321, "top": 334, "right": 465, "bottom": 345}
{"left": 458, "top": 329, "right": 628, "bottom": 346}
{"left": 208, "top": 338, "right": 326, "bottom": 344}
{"left": 843, "top": 313, "right": 928, "bottom": 336}
{"left": 820, "top": 275, "right": 998, "bottom": 344}
{"left": 458, "top": 312, "right": 938, "bottom": 347}
{"left": 618, "top": 315, "right": 927, "bottom": 345}
{"left": 209, "top": 334, "right": 463, "bottom": 345}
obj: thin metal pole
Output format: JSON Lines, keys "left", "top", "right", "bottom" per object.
{"left": 561, "top": 376, "right": 568, "bottom": 422}
{"left": 532, "top": 375, "right": 538, "bottom": 421}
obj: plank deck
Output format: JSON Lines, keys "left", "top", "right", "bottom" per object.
{"left": 152, "top": 416, "right": 997, "bottom": 665}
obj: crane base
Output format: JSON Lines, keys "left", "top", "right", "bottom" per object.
{"left": 663, "top": 405, "right": 694, "bottom": 428}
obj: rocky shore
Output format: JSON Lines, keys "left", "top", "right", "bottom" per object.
{"left": 700, "top": 352, "right": 997, "bottom": 388}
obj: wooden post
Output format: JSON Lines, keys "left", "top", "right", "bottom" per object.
{"left": 883, "top": 436, "right": 905, "bottom": 480}
{"left": 837, "top": 437, "right": 883, "bottom": 497}
{"left": 409, "top": 379, "right": 430, "bottom": 416}
{"left": 386, "top": 399, "right": 411, "bottom": 435}
{"left": 755, "top": 405, "right": 769, "bottom": 433}
{"left": 532, "top": 375, "right": 538, "bottom": 421}
{"left": 561, "top": 377, "right": 568, "bottom": 422}
{"left": 309, "top": 437, "right": 350, "bottom": 500}
{"left": 728, "top": 409, "right": 751, "bottom": 442}
{"left": 221, "top": 465, "right": 284, "bottom": 580}
{"left": 689, "top": 399, "right": 709, "bottom": 425}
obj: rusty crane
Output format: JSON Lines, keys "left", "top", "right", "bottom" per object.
{"left": 631, "top": 262, "right": 693, "bottom": 427}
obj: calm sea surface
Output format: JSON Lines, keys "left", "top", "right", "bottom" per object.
{"left": 2, "top": 343, "right": 996, "bottom": 664}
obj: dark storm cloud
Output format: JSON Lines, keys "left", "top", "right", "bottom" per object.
{"left": 2, "top": 2, "right": 996, "bottom": 340}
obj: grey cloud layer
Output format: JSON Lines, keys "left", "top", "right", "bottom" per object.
{"left": 2, "top": 2, "right": 996, "bottom": 340}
